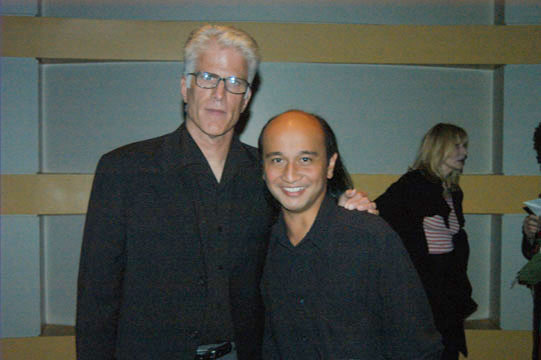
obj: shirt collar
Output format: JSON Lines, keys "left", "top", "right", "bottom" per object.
{"left": 272, "top": 194, "right": 337, "bottom": 250}
{"left": 160, "top": 122, "right": 256, "bottom": 179}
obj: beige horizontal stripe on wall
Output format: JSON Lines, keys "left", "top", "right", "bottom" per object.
{"left": 1, "top": 174, "right": 539, "bottom": 215}
{"left": 352, "top": 174, "right": 541, "bottom": 215}
{"left": 1, "top": 174, "right": 94, "bottom": 215}
{"left": 0, "top": 329, "right": 532, "bottom": 360}
{"left": 1, "top": 16, "right": 541, "bottom": 64}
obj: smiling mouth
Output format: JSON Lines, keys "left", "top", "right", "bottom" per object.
{"left": 282, "top": 186, "right": 306, "bottom": 194}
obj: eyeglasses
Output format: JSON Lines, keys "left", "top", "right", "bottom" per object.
{"left": 188, "top": 72, "right": 250, "bottom": 95}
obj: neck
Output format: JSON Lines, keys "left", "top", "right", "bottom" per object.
{"left": 186, "top": 121, "right": 234, "bottom": 182}
{"left": 282, "top": 206, "right": 321, "bottom": 247}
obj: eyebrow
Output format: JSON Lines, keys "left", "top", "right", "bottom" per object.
{"left": 264, "top": 151, "right": 283, "bottom": 159}
{"left": 264, "top": 150, "right": 319, "bottom": 159}
{"left": 299, "top": 151, "right": 319, "bottom": 156}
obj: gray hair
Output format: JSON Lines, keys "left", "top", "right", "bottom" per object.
{"left": 183, "top": 24, "right": 260, "bottom": 88}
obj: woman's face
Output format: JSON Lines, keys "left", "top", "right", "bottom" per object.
{"left": 440, "top": 140, "right": 468, "bottom": 177}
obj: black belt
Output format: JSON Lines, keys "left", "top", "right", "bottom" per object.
{"left": 195, "top": 342, "right": 233, "bottom": 360}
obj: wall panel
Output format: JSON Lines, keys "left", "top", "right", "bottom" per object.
{"left": 41, "top": 0, "right": 495, "bottom": 24}
{"left": 0, "top": 216, "right": 41, "bottom": 337}
{"left": 0, "top": 57, "right": 39, "bottom": 174}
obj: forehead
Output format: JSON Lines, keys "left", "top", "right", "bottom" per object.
{"left": 450, "top": 134, "right": 468, "bottom": 145}
{"left": 196, "top": 42, "right": 248, "bottom": 76}
{"left": 263, "top": 112, "right": 326, "bottom": 151}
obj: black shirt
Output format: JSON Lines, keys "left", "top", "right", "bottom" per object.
{"left": 261, "top": 195, "right": 443, "bottom": 360}
{"left": 77, "top": 124, "right": 276, "bottom": 359}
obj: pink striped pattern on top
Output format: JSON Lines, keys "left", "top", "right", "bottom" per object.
{"left": 423, "top": 197, "right": 460, "bottom": 254}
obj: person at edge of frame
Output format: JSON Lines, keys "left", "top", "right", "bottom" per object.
{"left": 522, "top": 123, "right": 541, "bottom": 360}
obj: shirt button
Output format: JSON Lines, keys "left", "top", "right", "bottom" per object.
{"left": 299, "top": 298, "right": 305, "bottom": 304}
{"left": 199, "top": 277, "right": 206, "bottom": 286}
{"left": 190, "top": 330, "right": 200, "bottom": 339}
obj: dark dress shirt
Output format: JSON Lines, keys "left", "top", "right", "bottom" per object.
{"left": 76, "top": 124, "right": 276, "bottom": 360}
{"left": 261, "top": 195, "right": 443, "bottom": 360}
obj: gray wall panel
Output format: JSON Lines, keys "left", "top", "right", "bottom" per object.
{"left": 42, "top": 215, "right": 85, "bottom": 325}
{"left": 503, "top": 65, "right": 541, "bottom": 175}
{"left": 501, "top": 214, "right": 534, "bottom": 330}
{"left": 41, "top": 0, "right": 494, "bottom": 24}
{"left": 0, "top": 0, "right": 37, "bottom": 15}
{"left": 42, "top": 62, "right": 182, "bottom": 173}
{"left": 506, "top": 0, "right": 541, "bottom": 24}
{"left": 0, "top": 57, "right": 39, "bottom": 174}
{"left": 43, "top": 62, "right": 493, "bottom": 175}
{"left": 0, "top": 216, "right": 41, "bottom": 337}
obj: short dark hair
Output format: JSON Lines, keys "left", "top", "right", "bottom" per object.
{"left": 258, "top": 110, "right": 353, "bottom": 199}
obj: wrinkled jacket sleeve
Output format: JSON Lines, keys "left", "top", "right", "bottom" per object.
{"left": 76, "top": 154, "right": 127, "bottom": 360}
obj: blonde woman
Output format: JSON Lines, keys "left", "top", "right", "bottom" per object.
{"left": 376, "top": 123, "right": 477, "bottom": 360}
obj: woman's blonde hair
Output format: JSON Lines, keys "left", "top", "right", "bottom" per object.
{"left": 411, "top": 123, "right": 468, "bottom": 189}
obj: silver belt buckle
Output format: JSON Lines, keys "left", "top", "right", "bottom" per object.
{"left": 196, "top": 342, "right": 232, "bottom": 359}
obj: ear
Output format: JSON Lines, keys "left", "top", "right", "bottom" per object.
{"left": 181, "top": 76, "right": 188, "bottom": 103}
{"left": 327, "top": 153, "right": 338, "bottom": 179}
{"left": 240, "top": 87, "right": 252, "bottom": 113}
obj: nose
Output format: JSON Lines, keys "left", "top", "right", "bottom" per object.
{"left": 212, "top": 78, "right": 226, "bottom": 100}
{"left": 283, "top": 162, "right": 300, "bottom": 183}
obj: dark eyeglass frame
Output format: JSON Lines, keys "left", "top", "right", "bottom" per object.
{"left": 188, "top": 71, "right": 250, "bottom": 95}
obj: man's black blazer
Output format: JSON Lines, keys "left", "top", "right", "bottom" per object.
{"left": 76, "top": 124, "right": 275, "bottom": 360}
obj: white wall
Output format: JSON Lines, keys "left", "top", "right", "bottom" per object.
{"left": 0, "top": 58, "right": 39, "bottom": 174}
{"left": 0, "top": 57, "right": 41, "bottom": 338}
{"left": 41, "top": 0, "right": 496, "bottom": 24}
{"left": 42, "top": 63, "right": 494, "bottom": 174}
{"left": 505, "top": 0, "right": 541, "bottom": 24}
{"left": 39, "top": 61, "right": 496, "bottom": 324}
{"left": 42, "top": 63, "right": 492, "bottom": 322}
{"left": 497, "top": 0, "right": 541, "bottom": 332}
{"left": 500, "top": 65, "right": 541, "bottom": 330}
{"left": 0, "top": 0, "right": 37, "bottom": 15}
{"left": 0, "top": 216, "right": 41, "bottom": 337}
{"left": 2, "top": 0, "right": 540, "bottom": 336}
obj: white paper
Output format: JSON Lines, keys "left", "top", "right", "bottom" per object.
{"left": 524, "top": 198, "right": 541, "bottom": 216}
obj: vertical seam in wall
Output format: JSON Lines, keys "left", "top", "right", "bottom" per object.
{"left": 39, "top": 215, "right": 47, "bottom": 331}
{"left": 38, "top": 61, "right": 44, "bottom": 173}
{"left": 492, "top": 67, "right": 505, "bottom": 175}
{"left": 494, "top": 0, "right": 506, "bottom": 25}
{"left": 38, "top": 60, "right": 47, "bottom": 331}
